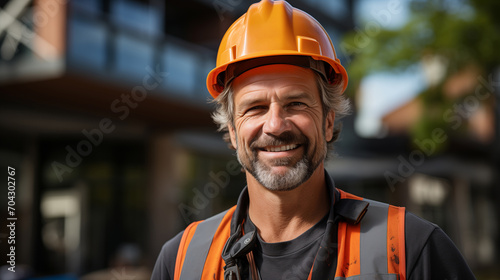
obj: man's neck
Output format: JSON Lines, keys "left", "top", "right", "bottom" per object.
{"left": 247, "top": 166, "right": 330, "bottom": 243}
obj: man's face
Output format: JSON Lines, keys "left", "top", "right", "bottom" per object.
{"left": 228, "top": 64, "right": 335, "bottom": 191}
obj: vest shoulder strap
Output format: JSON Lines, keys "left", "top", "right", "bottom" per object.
{"left": 336, "top": 189, "right": 406, "bottom": 280}
{"left": 175, "top": 206, "right": 236, "bottom": 280}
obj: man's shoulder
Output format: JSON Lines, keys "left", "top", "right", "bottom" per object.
{"left": 403, "top": 211, "right": 475, "bottom": 278}
{"left": 161, "top": 230, "right": 184, "bottom": 256}
{"left": 153, "top": 209, "right": 237, "bottom": 273}
{"left": 151, "top": 231, "right": 184, "bottom": 280}
{"left": 403, "top": 211, "right": 439, "bottom": 256}
{"left": 151, "top": 208, "right": 236, "bottom": 280}
{"left": 405, "top": 211, "right": 439, "bottom": 238}
{"left": 404, "top": 211, "right": 476, "bottom": 279}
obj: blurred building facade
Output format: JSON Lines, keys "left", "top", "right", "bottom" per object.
{"left": 0, "top": 0, "right": 358, "bottom": 278}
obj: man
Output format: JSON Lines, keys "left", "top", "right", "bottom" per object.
{"left": 152, "top": 0, "right": 476, "bottom": 279}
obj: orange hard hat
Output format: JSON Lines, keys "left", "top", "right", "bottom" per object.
{"left": 206, "top": 0, "right": 348, "bottom": 98}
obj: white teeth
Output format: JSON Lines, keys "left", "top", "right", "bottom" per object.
{"left": 266, "top": 144, "right": 298, "bottom": 152}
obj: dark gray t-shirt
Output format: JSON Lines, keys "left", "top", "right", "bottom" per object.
{"left": 248, "top": 213, "right": 328, "bottom": 280}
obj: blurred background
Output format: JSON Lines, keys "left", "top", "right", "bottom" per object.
{"left": 0, "top": 0, "right": 498, "bottom": 279}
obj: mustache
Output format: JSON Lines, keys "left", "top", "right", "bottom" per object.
{"left": 250, "top": 132, "right": 307, "bottom": 149}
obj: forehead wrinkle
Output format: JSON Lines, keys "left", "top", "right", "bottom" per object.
{"left": 235, "top": 83, "right": 316, "bottom": 105}
{"left": 232, "top": 65, "right": 319, "bottom": 109}
{"left": 280, "top": 91, "right": 315, "bottom": 102}
{"left": 234, "top": 88, "right": 272, "bottom": 111}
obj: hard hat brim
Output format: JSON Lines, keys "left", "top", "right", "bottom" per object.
{"left": 207, "top": 53, "right": 348, "bottom": 98}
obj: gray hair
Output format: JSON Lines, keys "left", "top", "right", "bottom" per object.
{"left": 211, "top": 71, "right": 351, "bottom": 152}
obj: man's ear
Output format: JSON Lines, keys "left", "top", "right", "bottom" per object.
{"left": 228, "top": 123, "right": 238, "bottom": 149}
{"left": 325, "top": 110, "right": 335, "bottom": 142}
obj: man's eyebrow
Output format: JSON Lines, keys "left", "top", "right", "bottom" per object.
{"left": 236, "top": 91, "right": 315, "bottom": 110}
{"left": 283, "top": 92, "right": 314, "bottom": 101}
{"left": 236, "top": 97, "right": 264, "bottom": 110}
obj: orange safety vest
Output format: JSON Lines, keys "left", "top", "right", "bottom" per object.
{"left": 173, "top": 189, "right": 406, "bottom": 280}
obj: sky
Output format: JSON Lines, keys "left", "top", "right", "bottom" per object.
{"left": 353, "top": 0, "right": 426, "bottom": 138}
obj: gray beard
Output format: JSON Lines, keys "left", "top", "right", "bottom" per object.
{"left": 237, "top": 147, "right": 324, "bottom": 192}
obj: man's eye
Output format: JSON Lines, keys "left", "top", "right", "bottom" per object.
{"left": 288, "top": 102, "right": 307, "bottom": 108}
{"left": 245, "top": 106, "right": 266, "bottom": 113}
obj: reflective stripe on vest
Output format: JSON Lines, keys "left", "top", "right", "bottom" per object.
{"left": 175, "top": 206, "right": 236, "bottom": 280}
{"left": 175, "top": 191, "right": 406, "bottom": 280}
{"left": 336, "top": 190, "right": 406, "bottom": 280}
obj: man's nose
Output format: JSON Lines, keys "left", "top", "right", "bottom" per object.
{"left": 262, "top": 104, "right": 291, "bottom": 136}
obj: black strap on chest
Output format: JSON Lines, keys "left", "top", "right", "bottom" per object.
{"left": 221, "top": 225, "right": 257, "bottom": 280}
{"left": 309, "top": 191, "right": 369, "bottom": 280}
{"left": 335, "top": 198, "right": 369, "bottom": 225}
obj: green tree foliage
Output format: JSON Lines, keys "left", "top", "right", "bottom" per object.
{"left": 342, "top": 0, "right": 500, "bottom": 151}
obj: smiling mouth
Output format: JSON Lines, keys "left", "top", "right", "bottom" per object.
{"left": 261, "top": 144, "right": 300, "bottom": 152}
